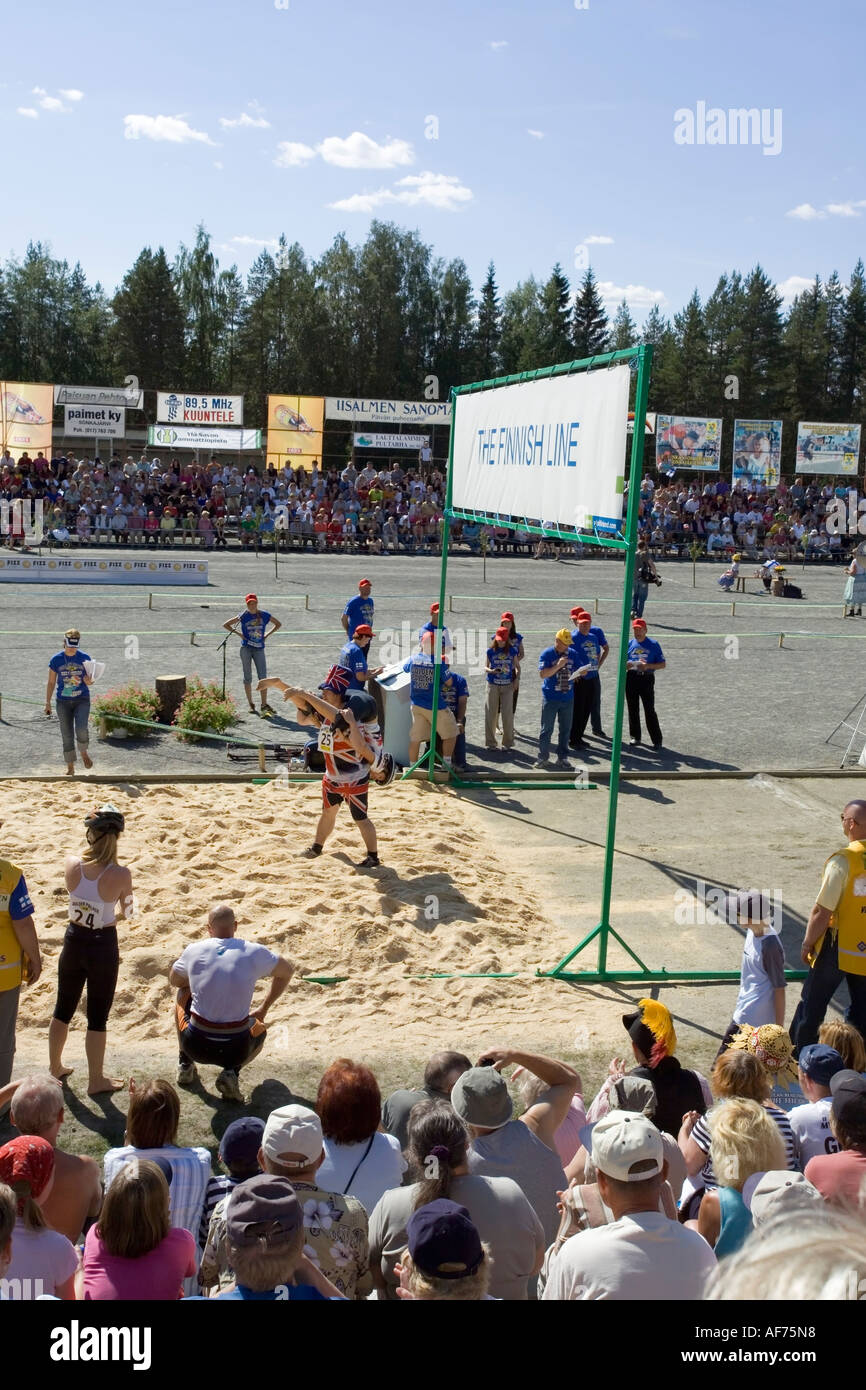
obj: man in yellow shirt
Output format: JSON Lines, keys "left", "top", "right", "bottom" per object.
{"left": 0, "top": 845, "right": 42, "bottom": 1089}
{"left": 791, "top": 800, "right": 866, "bottom": 1052}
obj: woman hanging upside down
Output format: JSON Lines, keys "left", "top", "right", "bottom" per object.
{"left": 258, "top": 665, "right": 396, "bottom": 869}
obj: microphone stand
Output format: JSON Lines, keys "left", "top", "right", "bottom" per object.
{"left": 217, "top": 631, "right": 233, "bottom": 700}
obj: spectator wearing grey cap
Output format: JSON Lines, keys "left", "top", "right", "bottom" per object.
{"left": 542, "top": 1112, "right": 716, "bottom": 1301}
{"left": 216, "top": 1175, "right": 344, "bottom": 1300}
{"left": 804, "top": 1070, "right": 866, "bottom": 1207}
{"left": 787, "top": 1044, "right": 847, "bottom": 1167}
{"left": 451, "top": 1047, "right": 577, "bottom": 1249}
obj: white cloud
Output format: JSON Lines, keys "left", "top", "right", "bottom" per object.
{"left": 527, "top": 128, "right": 544, "bottom": 139}
{"left": 123, "top": 114, "right": 216, "bottom": 145}
{"left": 220, "top": 110, "right": 270, "bottom": 130}
{"left": 213, "top": 161, "right": 223, "bottom": 171}
{"left": 318, "top": 131, "right": 413, "bottom": 169}
{"left": 59, "top": 88, "right": 84, "bottom": 101}
{"left": 585, "top": 234, "right": 614, "bottom": 245}
{"left": 777, "top": 275, "right": 814, "bottom": 304}
{"left": 598, "top": 281, "right": 667, "bottom": 310}
{"left": 489, "top": 40, "right": 508, "bottom": 49}
{"left": 330, "top": 171, "right": 472, "bottom": 214}
{"left": 826, "top": 200, "right": 866, "bottom": 217}
{"left": 786, "top": 203, "right": 827, "bottom": 221}
{"left": 229, "top": 235, "right": 278, "bottom": 248}
{"left": 274, "top": 140, "right": 317, "bottom": 167}
{"left": 17, "top": 107, "right": 38, "bottom": 119}
{"left": 32, "top": 87, "right": 66, "bottom": 113}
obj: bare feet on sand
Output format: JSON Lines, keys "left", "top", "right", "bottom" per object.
{"left": 81, "top": 751, "right": 93, "bottom": 769}
{"left": 50, "top": 1065, "right": 75, "bottom": 1081}
{"left": 87, "top": 1077, "right": 125, "bottom": 1095}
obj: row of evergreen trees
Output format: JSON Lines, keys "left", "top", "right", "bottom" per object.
{"left": 1, "top": 222, "right": 864, "bottom": 440}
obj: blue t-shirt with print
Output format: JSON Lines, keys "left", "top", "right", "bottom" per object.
{"left": 402, "top": 655, "right": 449, "bottom": 710}
{"left": 538, "top": 646, "right": 577, "bottom": 702}
{"left": 339, "top": 640, "right": 368, "bottom": 691}
{"left": 442, "top": 670, "right": 469, "bottom": 714}
{"left": 238, "top": 610, "right": 271, "bottom": 649}
{"left": 49, "top": 650, "right": 91, "bottom": 702}
{"left": 343, "top": 595, "right": 374, "bottom": 636}
{"left": 486, "top": 646, "right": 516, "bottom": 686}
{"left": 214, "top": 1284, "right": 334, "bottom": 1301}
{"left": 570, "top": 630, "right": 603, "bottom": 680}
{"left": 627, "top": 636, "right": 665, "bottom": 667}
{"left": 7, "top": 871, "right": 34, "bottom": 920}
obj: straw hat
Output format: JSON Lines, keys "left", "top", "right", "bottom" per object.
{"left": 727, "top": 1023, "right": 799, "bottom": 1089}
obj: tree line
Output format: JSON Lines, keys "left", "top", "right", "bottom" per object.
{"left": 1, "top": 221, "right": 864, "bottom": 466}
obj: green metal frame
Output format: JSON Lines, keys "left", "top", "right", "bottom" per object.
{"left": 401, "top": 344, "right": 808, "bottom": 987}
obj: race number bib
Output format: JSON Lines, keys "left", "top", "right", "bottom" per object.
{"left": 69, "top": 897, "right": 105, "bottom": 930}
{"left": 317, "top": 725, "right": 335, "bottom": 754}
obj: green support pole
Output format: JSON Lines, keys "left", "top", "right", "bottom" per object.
{"left": 545, "top": 344, "right": 653, "bottom": 979}
{"left": 425, "top": 391, "right": 459, "bottom": 784}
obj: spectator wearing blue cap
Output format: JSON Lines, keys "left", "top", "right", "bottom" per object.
{"left": 788, "top": 1045, "right": 847, "bottom": 1166}
{"left": 199, "top": 1117, "right": 265, "bottom": 1292}
{"left": 395, "top": 1199, "right": 492, "bottom": 1301}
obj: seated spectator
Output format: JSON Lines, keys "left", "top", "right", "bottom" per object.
{"left": 103, "top": 1080, "right": 211, "bottom": 1256}
{"left": 315, "top": 1060, "right": 407, "bottom": 1213}
{"left": 513, "top": 1062, "right": 587, "bottom": 1169}
{"left": 563, "top": 1074, "right": 686, "bottom": 1205}
{"left": 804, "top": 1070, "right": 866, "bottom": 1206}
{"left": 678, "top": 1050, "right": 798, "bottom": 1219}
{"left": 395, "top": 1199, "right": 492, "bottom": 1301}
{"left": 10, "top": 1074, "right": 102, "bottom": 1242}
{"left": 0, "top": 1136, "right": 77, "bottom": 1299}
{"left": 80, "top": 1159, "right": 196, "bottom": 1300}
{"left": 451, "top": 1046, "right": 576, "bottom": 1247}
{"left": 216, "top": 1175, "right": 343, "bottom": 1300}
{"left": 382, "top": 1050, "right": 472, "bottom": 1151}
{"left": 696, "top": 1098, "right": 786, "bottom": 1256}
{"left": 588, "top": 1000, "right": 706, "bottom": 1137}
{"left": 818, "top": 1020, "right": 866, "bottom": 1073}
{"left": 706, "top": 1205, "right": 865, "bottom": 1300}
{"left": 788, "top": 1044, "right": 847, "bottom": 1166}
{"left": 369, "top": 1100, "right": 543, "bottom": 1301}
{"left": 542, "top": 1112, "right": 716, "bottom": 1300}
{"left": 198, "top": 1116, "right": 264, "bottom": 1259}
{"left": 254, "top": 1104, "right": 371, "bottom": 1300}
{"left": 0, "top": 1181, "right": 15, "bottom": 1284}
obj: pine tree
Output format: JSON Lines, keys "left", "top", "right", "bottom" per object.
{"left": 783, "top": 276, "right": 826, "bottom": 420}
{"left": 728, "top": 266, "right": 785, "bottom": 415}
{"left": 822, "top": 270, "right": 845, "bottom": 411}
{"left": 110, "top": 247, "right": 185, "bottom": 393}
{"left": 608, "top": 299, "right": 637, "bottom": 351}
{"left": 839, "top": 259, "right": 866, "bottom": 418}
{"left": 499, "top": 279, "right": 546, "bottom": 373}
{"left": 174, "top": 224, "right": 222, "bottom": 386}
{"left": 670, "top": 290, "right": 709, "bottom": 413}
{"left": 540, "top": 262, "right": 572, "bottom": 365}
{"left": 432, "top": 257, "right": 476, "bottom": 396}
{"left": 572, "top": 268, "right": 608, "bottom": 359}
{"left": 473, "top": 262, "right": 501, "bottom": 380}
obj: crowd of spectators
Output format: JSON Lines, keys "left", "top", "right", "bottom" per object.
{"left": 1, "top": 1007, "right": 864, "bottom": 1302}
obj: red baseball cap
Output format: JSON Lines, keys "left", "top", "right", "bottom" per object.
{"left": 569, "top": 606, "right": 582, "bottom": 617}
{"left": 245, "top": 593, "right": 257, "bottom": 603}
{"left": 430, "top": 602, "right": 440, "bottom": 614}
{"left": 494, "top": 626, "right": 510, "bottom": 641}
{"left": 358, "top": 578, "right": 372, "bottom": 589}
{"left": 354, "top": 623, "right": 375, "bottom": 638}
{"left": 500, "top": 611, "right": 514, "bottom": 621}
{"left": 575, "top": 610, "right": 591, "bottom": 622}
{"left": 632, "top": 618, "right": 647, "bottom": 631}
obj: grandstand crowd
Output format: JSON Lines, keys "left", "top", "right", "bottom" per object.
{"left": 1, "top": 448, "right": 860, "bottom": 561}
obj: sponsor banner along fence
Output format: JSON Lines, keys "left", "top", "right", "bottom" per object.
{"left": 0, "top": 556, "right": 209, "bottom": 585}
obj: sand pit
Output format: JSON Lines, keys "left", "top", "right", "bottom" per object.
{"left": 3, "top": 780, "right": 591, "bottom": 1064}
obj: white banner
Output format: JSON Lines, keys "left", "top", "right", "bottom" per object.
{"left": 64, "top": 405, "right": 126, "bottom": 438}
{"left": 55, "top": 383, "right": 144, "bottom": 409}
{"left": 451, "top": 367, "right": 629, "bottom": 533}
{"left": 148, "top": 425, "right": 261, "bottom": 451}
{"left": 353, "top": 432, "right": 430, "bottom": 449}
{"left": 157, "top": 392, "right": 243, "bottom": 425}
{"left": 0, "top": 556, "right": 208, "bottom": 585}
{"left": 327, "top": 397, "right": 452, "bottom": 424}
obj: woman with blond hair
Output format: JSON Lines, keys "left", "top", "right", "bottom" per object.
{"left": 81, "top": 1159, "right": 196, "bottom": 1300}
{"left": 819, "top": 1019, "right": 866, "bottom": 1073}
{"left": 45, "top": 629, "right": 95, "bottom": 775}
{"left": 696, "top": 1098, "right": 786, "bottom": 1256}
{"left": 48, "top": 804, "right": 133, "bottom": 1096}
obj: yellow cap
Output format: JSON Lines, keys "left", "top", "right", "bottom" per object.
{"left": 555, "top": 628, "right": 572, "bottom": 644}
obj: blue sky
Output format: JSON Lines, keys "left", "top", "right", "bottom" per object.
{"left": 2, "top": 0, "right": 863, "bottom": 321}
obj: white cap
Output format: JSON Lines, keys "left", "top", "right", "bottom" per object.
{"left": 261, "top": 1104, "right": 323, "bottom": 1168}
{"left": 590, "top": 1111, "right": 663, "bottom": 1182}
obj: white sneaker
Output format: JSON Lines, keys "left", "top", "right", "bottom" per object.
{"left": 177, "top": 1060, "right": 199, "bottom": 1087}
{"left": 215, "top": 1069, "right": 244, "bottom": 1103}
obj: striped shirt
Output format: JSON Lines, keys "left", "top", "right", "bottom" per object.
{"left": 691, "top": 1103, "right": 798, "bottom": 1189}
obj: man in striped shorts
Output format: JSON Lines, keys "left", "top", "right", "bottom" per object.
{"left": 259, "top": 665, "right": 395, "bottom": 869}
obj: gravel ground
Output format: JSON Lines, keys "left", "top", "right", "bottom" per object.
{"left": 0, "top": 545, "right": 863, "bottom": 776}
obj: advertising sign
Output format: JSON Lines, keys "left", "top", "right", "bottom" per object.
{"left": 327, "top": 397, "right": 452, "bottom": 424}
{"left": 147, "top": 425, "right": 261, "bottom": 451}
{"left": 1, "top": 382, "right": 54, "bottom": 461}
{"left": 157, "top": 392, "right": 244, "bottom": 425}
{"left": 266, "top": 395, "right": 325, "bottom": 471}
{"left": 64, "top": 405, "right": 126, "bottom": 439}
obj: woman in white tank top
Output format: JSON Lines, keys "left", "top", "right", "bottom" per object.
{"left": 48, "top": 804, "right": 133, "bottom": 1095}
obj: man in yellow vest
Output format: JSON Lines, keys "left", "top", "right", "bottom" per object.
{"left": 791, "top": 799, "right": 866, "bottom": 1053}
{"left": 0, "top": 843, "right": 41, "bottom": 1090}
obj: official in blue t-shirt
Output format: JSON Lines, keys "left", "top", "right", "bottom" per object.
{"left": 403, "top": 653, "right": 458, "bottom": 766}
{"left": 484, "top": 627, "right": 517, "bottom": 752}
{"left": 342, "top": 579, "right": 374, "bottom": 639}
{"left": 626, "top": 619, "right": 666, "bottom": 749}
{"left": 46, "top": 629, "right": 94, "bottom": 774}
{"left": 223, "top": 594, "right": 282, "bottom": 716}
{"left": 339, "top": 625, "right": 382, "bottom": 692}
{"left": 441, "top": 668, "right": 469, "bottom": 770}
{"left": 570, "top": 607, "right": 609, "bottom": 738}
{"left": 536, "top": 629, "right": 578, "bottom": 768}
{"left": 498, "top": 611, "right": 525, "bottom": 713}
